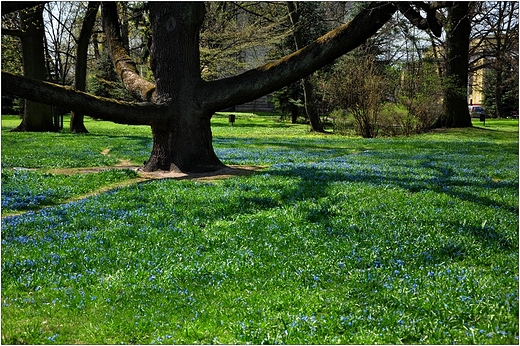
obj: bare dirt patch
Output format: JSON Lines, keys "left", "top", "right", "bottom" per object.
{"left": 137, "top": 165, "right": 265, "bottom": 181}
{"left": 46, "top": 165, "right": 265, "bottom": 181}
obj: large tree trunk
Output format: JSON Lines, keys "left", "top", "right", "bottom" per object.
{"left": 143, "top": 3, "right": 224, "bottom": 172}
{"left": 12, "top": 4, "right": 55, "bottom": 132}
{"left": 144, "top": 113, "right": 223, "bottom": 172}
{"left": 437, "top": 2, "right": 472, "bottom": 128}
{"left": 70, "top": 2, "right": 99, "bottom": 134}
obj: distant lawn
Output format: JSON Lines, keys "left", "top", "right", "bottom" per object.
{"left": 1, "top": 114, "right": 518, "bottom": 344}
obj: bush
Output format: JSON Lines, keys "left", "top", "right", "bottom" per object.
{"left": 377, "top": 104, "right": 410, "bottom": 136}
{"left": 328, "top": 109, "right": 354, "bottom": 135}
{"left": 317, "top": 52, "right": 390, "bottom": 138}
{"left": 396, "top": 61, "right": 443, "bottom": 133}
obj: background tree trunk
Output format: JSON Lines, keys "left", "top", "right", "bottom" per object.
{"left": 287, "top": 1, "right": 324, "bottom": 132}
{"left": 437, "top": 2, "right": 472, "bottom": 128}
{"left": 70, "top": 2, "right": 99, "bottom": 133}
{"left": 12, "top": 4, "right": 55, "bottom": 132}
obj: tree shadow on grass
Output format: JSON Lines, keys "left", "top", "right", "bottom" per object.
{"left": 260, "top": 163, "right": 518, "bottom": 258}
{"left": 269, "top": 161, "right": 518, "bottom": 214}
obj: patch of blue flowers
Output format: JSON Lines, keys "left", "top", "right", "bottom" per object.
{"left": 1, "top": 132, "right": 518, "bottom": 344}
{"left": 1, "top": 169, "right": 138, "bottom": 213}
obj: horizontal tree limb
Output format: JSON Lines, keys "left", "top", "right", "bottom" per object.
{"left": 198, "top": 2, "right": 398, "bottom": 112}
{"left": 1, "top": 28, "right": 27, "bottom": 37}
{"left": 2, "top": 71, "right": 169, "bottom": 126}
{"left": 1, "top": 1, "right": 47, "bottom": 14}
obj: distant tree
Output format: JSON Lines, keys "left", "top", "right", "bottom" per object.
{"left": 482, "top": 62, "right": 519, "bottom": 118}
{"left": 436, "top": 2, "right": 473, "bottom": 128}
{"left": 70, "top": 2, "right": 100, "bottom": 133}
{"left": 6, "top": 4, "right": 55, "bottom": 132}
{"left": 43, "top": 2, "right": 82, "bottom": 86}
{"left": 470, "top": 1, "right": 519, "bottom": 118}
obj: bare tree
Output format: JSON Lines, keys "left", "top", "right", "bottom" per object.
{"left": 43, "top": 2, "right": 82, "bottom": 85}
{"left": 469, "top": 1, "right": 519, "bottom": 118}
{"left": 437, "top": 2, "right": 473, "bottom": 127}
{"left": 70, "top": 2, "right": 100, "bottom": 133}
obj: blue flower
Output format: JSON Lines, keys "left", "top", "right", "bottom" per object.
{"left": 47, "top": 333, "right": 59, "bottom": 342}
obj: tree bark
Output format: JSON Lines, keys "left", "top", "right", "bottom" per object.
{"left": 101, "top": 2, "right": 155, "bottom": 102}
{"left": 12, "top": 4, "right": 56, "bottom": 132}
{"left": 70, "top": 2, "right": 99, "bottom": 133}
{"left": 143, "top": 2, "right": 224, "bottom": 172}
{"left": 437, "top": 2, "right": 472, "bottom": 128}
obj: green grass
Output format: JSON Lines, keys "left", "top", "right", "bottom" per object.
{"left": 1, "top": 114, "right": 518, "bottom": 344}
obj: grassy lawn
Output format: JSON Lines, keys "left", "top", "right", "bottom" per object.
{"left": 1, "top": 114, "right": 518, "bottom": 344}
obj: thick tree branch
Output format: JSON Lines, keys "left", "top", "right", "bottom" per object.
{"left": 75, "top": 2, "right": 99, "bottom": 91}
{"left": 2, "top": 71, "right": 168, "bottom": 126}
{"left": 395, "top": 2, "right": 443, "bottom": 37}
{"left": 1, "top": 2, "right": 47, "bottom": 14}
{"left": 199, "top": 2, "right": 397, "bottom": 112}
{"left": 101, "top": 2, "right": 156, "bottom": 102}
{"left": 1, "top": 28, "right": 27, "bottom": 37}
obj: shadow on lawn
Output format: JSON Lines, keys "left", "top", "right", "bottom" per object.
{"left": 264, "top": 163, "right": 517, "bottom": 254}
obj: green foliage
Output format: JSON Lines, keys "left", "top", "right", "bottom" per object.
{"left": 270, "top": 84, "right": 304, "bottom": 121}
{"left": 1, "top": 114, "right": 518, "bottom": 344}
{"left": 391, "top": 61, "right": 444, "bottom": 135}
{"left": 483, "top": 67, "right": 520, "bottom": 118}
{"left": 1, "top": 20, "right": 22, "bottom": 75}
{"left": 318, "top": 52, "right": 389, "bottom": 138}
{"left": 86, "top": 51, "right": 133, "bottom": 101}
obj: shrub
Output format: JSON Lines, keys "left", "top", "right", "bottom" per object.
{"left": 317, "top": 52, "right": 389, "bottom": 138}
{"left": 326, "top": 109, "right": 352, "bottom": 135}
{"left": 396, "top": 61, "right": 444, "bottom": 133}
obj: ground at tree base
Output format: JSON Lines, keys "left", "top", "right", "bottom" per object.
{"left": 46, "top": 164, "right": 264, "bottom": 181}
